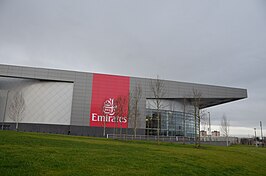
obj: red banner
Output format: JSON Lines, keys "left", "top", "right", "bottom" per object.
{"left": 90, "top": 73, "right": 130, "bottom": 128}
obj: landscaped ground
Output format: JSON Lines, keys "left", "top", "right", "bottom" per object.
{"left": 0, "top": 131, "right": 265, "bottom": 176}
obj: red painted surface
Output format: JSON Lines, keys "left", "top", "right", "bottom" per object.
{"left": 90, "top": 73, "right": 130, "bottom": 128}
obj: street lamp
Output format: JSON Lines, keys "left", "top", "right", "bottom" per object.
{"left": 260, "top": 121, "right": 263, "bottom": 143}
{"left": 254, "top": 128, "right": 257, "bottom": 147}
{"left": 207, "top": 112, "right": 212, "bottom": 142}
{"left": 208, "top": 112, "right": 211, "bottom": 135}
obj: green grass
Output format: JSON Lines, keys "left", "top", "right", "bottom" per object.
{"left": 0, "top": 131, "right": 265, "bottom": 176}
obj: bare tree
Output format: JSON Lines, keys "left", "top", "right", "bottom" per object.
{"left": 101, "top": 98, "right": 117, "bottom": 137}
{"left": 125, "top": 92, "right": 132, "bottom": 140}
{"left": 182, "top": 98, "right": 187, "bottom": 144}
{"left": 130, "top": 83, "right": 142, "bottom": 139}
{"left": 150, "top": 76, "right": 166, "bottom": 144}
{"left": 115, "top": 95, "right": 129, "bottom": 139}
{"left": 192, "top": 88, "right": 202, "bottom": 148}
{"left": 8, "top": 91, "right": 25, "bottom": 131}
{"left": 101, "top": 100, "right": 107, "bottom": 137}
{"left": 220, "top": 114, "right": 230, "bottom": 146}
{"left": 200, "top": 110, "right": 208, "bottom": 132}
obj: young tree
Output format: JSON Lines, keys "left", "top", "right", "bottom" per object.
{"left": 115, "top": 95, "right": 129, "bottom": 139}
{"left": 125, "top": 92, "right": 132, "bottom": 140}
{"left": 200, "top": 110, "right": 208, "bottom": 132}
{"left": 130, "top": 83, "right": 142, "bottom": 139}
{"left": 101, "top": 99, "right": 108, "bottom": 137}
{"left": 102, "top": 98, "right": 117, "bottom": 137}
{"left": 220, "top": 114, "right": 230, "bottom": 146}
{"left": 192, "top": 88, "right": 202, "bottom": 148}
{"left": 150, "top": 76, "right": 166, "bottom": 144}
{"left": 8, "top": 91, "right": 25, "bottom": 131}
{"left": 182, "top": 98, "right": 187, "bottom": 144}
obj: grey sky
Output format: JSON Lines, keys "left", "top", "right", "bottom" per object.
{"left": 0, "top": 0, "right": 265, "bottom": 136}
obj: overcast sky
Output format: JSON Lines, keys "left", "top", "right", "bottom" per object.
{"left": 0, "top": 0, "right": 265, "bottom": 137}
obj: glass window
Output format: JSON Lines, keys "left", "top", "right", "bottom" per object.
{"left": 146, "top": 109, "right": 196, "bottom": 137}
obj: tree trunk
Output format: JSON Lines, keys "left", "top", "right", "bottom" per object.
{"left": 134, "top": 113, "right": 137, "bottom": 139}
{"left": 120, "top": 121, "right": 122, "bottom": 139}
{"left": 134, "top": 126, "right": 137, "bottom": 139}
{"left": 157, "top": 112, "right": 160, "bottom": 144}
{"left": 125, "top": 126, "right": 128, "bottom": 141}
{"left": 16, "top": 121, "right": 19, "bottom": 131}
{"left": 198, "top": 108, "right": 201, "bottom": 148}
{"left": 194, "top": 106, "right": 197, "bottom": 147}
{"left": 103, "top": 118, "right": 106, "bottom": 137}
{"left": 103, "top": 126, "right": 105, "bottom": 137}
{"left": 183, "top": 99, "right": 186, "bottom": 144}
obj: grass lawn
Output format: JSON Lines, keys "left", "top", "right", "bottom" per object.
{"left": 0, "top": 131, "right": 265, "bottom": 176}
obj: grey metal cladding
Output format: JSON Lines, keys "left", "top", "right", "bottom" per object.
{"left": 34, "top": 68, "right": 49, "bottom": 79}
{"left": 0, "top": 65, "right": 8, "bottom": 75}
{"left": 59, "top": 70, "right": 76, "bottom": 81}
{"left": 70, "top": 72, "right": 92, "bottom": 126}
{"left": 0, "top": 64, "right": 75, "bottom": 82}
{"left": 129, "top": 77, "right": 147, "bottom": 129}
{"left": 83, "top": 73, "right": 93, "bottom": 125}
{"left": 46, "top": 69, "right": 62, "bottom": 80}
{"left": 0, "top": 63, "right": 247, "bottom": 101}
{"left": 143, "top": 78, "right": 247, "bottom": 99}
{"left": 21, "top": 67, "right": 36, "bottom": 78}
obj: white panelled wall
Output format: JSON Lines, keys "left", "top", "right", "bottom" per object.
{"left": 3, "top": 80, "right": 73, "bottom": 125}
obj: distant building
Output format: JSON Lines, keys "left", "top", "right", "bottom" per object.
{"left": 240, "top": 138, "right": 254, "bottom": 145}
{"left": 200, "top": 130, "right": 207, "bottom": 137}
{"left": 212, "top": 131, "right": 220, "bottom": 137}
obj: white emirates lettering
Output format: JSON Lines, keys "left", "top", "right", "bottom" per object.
{"left": 91, "top": 113, "right": 127, "bottom": 123}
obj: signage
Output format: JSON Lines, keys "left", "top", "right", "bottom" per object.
{"left": 90, "top": 74, "right": 130, "bottom": 128}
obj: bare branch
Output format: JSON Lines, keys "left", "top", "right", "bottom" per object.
{"left": 8, "top": 91, "right": 25, "bottom": 131}
{"left": 220, "top": 114, "right": 230, "bottom": 137}
{"left": 130, "top": 83, "right": 142, "bottom": 138}
{"left": 220, "top": 114, "right": 230, "bottom": 146}
{"left": 115, "top": 95, "right": 129, "bottom": 138}
{"left": 150, "top": 76, "right": 166, "bottom": 144}
{"left": 192, "top": 88, "right": 202, "bottom": 148}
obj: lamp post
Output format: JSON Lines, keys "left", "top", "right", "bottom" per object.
{"left": 208, "top": 112, "right": 211, "bottom": 142}
{"left": 254, "top": 128, "right": 257, "bottom": 147}
{"left": 260, "top": 121, "right": 263, "bottom": 146}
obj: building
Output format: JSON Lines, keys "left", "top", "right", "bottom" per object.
{"left": 0, "top": 64, "right": 247, "bottom": 137}
{"left": 200, "top": 130, "right": 207, "bottom": 137}
{"left": 212, "top": 131, "right": 221, "bottom": 137}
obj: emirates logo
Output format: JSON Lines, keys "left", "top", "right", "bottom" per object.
{"left": 103, "top": 98, "right": 117, "bottom": 116}
{"left": 91, "top": 98, "right": 127, "bottom": 124}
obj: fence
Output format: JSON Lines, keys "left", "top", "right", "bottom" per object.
{"left": 106, "top": 134, "right": 241, "bottom": 146}
{"left": 106, "top": 134, "right": 195, "bottom": 143}
{"left": 200, "top": 136, "right": 239, "bottom": 144}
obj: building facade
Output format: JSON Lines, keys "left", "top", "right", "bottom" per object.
{"left": 0, "top": 64, "right": 247, "bottom": 137}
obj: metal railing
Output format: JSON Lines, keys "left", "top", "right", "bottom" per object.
{"left": 106, "top": 134, "right": 195, "bottom": 143}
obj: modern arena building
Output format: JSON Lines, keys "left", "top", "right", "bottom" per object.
{"left": 0, "top": 64, "right": 247, "bottom": 137}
